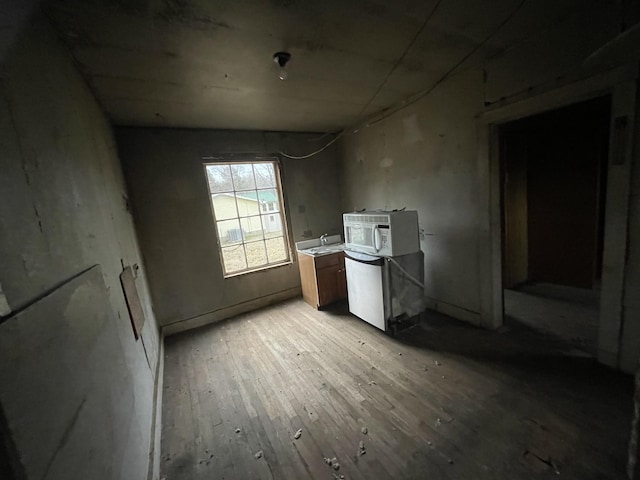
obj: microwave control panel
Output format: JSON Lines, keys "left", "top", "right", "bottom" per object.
{"left": 377, "top": 225, "right": 391, "bottom": 251}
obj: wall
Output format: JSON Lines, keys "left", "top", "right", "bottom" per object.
{"left": 0, "top": 17, "right": 161, "bottom": 480}
{"left": 621, "top": 86, "right": 640, "bottom": 372}
{"left": 340, "top": 70, "right": 484, "bottom": 323}
{"left": 338, "top": 2, "right": 640, "bottom": 371}
{"left": 116, "top": 128, "right": 343, "bottom": 332}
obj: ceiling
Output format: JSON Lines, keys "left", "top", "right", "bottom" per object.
{"left": 44, "top": 0, "right": 592, "bottom": 132}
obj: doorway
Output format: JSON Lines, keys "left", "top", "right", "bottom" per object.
{"left": 500, "top": 96, "right": 611, "bottom": 353}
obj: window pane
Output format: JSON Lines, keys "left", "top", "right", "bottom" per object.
{"left": 217, "top": 219, "right": 242, "bottom": 246}
{"left": 245, "top": 241, "right": 267, "bottom": 268}
{"left": 206, "top": 164, "right": 233, "bottom": 193}
{"left": 254, "top": 163, "right": 276, "bottom": 188}
{"left": 262, "top": 214, "right": 283, "bottom": 238}
{"left": 205, "top": 161, "right": 291, "bottom": 277}
{"left": 221, "top": 245, "right": 247, "bottom": 273}
{"left": 240, "top": 216, "right": 264, "bottom": 241}
{"left": 257, "top": 189, "right": 280, "bottom": 212}
{"left": 211, "top": 194, "right": 237, "bottom": 220}
{"left": 231, "top": 164, "right": 256, "bottom": 191}
{"left": 234, "top": 192, "right": 259, "bottom": 217}
{"left": 266, "top": 237, "right": 287, "bottom": 263}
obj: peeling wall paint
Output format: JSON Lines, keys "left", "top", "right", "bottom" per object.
{"left": 402, "top": 114, "right": 424, "bottom": 145}
{"left": 0, "top": 17, "right": 161, "bottom": 480}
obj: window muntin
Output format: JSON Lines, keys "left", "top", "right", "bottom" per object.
{"left": 205, "top": 160, "right": 290, "bottom": 276}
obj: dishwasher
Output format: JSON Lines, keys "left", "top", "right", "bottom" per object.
{"left": 344, "top": 249, "right": 424, "bottom": 334}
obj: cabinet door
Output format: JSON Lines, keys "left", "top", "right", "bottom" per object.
{"left": 317, "top": 265, "right": 341, "bottom": 307}
{"left": 337, "top": 256, "right": 347, "bottom": 299}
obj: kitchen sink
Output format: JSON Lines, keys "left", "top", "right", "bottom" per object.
{"left": 299, "top": 244, "right": 345, "bottom": 256}
{"left": 295, "top": 235, "right": 345, "bottom": 256}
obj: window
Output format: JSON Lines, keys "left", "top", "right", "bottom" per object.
{"left": 204, "top": 160, "right": 291, "bottom": 276}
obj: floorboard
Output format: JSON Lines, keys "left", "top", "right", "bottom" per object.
{"left": 161, "top": 299, "right": 632, "bottom": 479}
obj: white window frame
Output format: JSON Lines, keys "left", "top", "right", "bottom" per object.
{"left": 204, "top": 158, "right": 292, "bottom": 277}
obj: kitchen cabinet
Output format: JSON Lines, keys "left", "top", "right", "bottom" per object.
{"left": 298, "top": 251, "right": 347, "bottom": 309}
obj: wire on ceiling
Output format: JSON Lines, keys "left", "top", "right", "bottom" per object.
{"left": 278, "top": 132, "right": 343, "bottom": 159}
{"left": 354, "top": 0, "right": 444, "bottom": 120}
{"left": 366, "top": 0, "right": 528, "bottom": 127}
{"left": 279, "top": 0, "right": 528, "bottom": 159}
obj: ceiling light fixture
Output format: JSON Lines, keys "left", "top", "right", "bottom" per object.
{"left": 273, "top": 51, "right": 291, "bottom": 80}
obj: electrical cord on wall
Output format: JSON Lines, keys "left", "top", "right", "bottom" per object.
{"left": 387, "top": 257, "right": 425, "bottom": 289}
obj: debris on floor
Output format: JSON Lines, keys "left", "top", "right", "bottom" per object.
{"left": 368, "top": 381, "right": 376, "bottom": 386}
{"left": 522, "top": 449, "right": 560, "bottom": 474}
{"left": 294, "top": 428, "right": 302, "bottom": 439}
{"left": 235, "top": 428, "right": 241, "bottom": 433}
{"left": 254, "top": 450, "right": 263, "bottom": 460}
{"left": 435, "top": 417, "right": 455, "bottom": 428}
{"left": 361, "top": 426, "right": 368, "bottom": 435}
{"left": 358, "top": 440, "right": 366, "bottom": 456}
{"left": 324, "top": 456, "right": 340, "bottom": 470}
{"left": 435, "top": 360, "right": 441, "bottom": 366}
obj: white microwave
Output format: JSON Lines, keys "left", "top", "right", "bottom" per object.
{"left": 343, "top": 210, "right": 419, "bottom": 257}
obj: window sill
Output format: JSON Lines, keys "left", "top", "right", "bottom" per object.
{"left": 223, "top": 260, "right": 293, "bottom": 279}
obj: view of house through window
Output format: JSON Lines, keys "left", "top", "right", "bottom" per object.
{"left": 204, "top": 160, "right": 291, "bottom": 276}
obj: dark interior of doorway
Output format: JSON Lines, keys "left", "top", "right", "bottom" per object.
{"left": 500, "top": 95, "right": 611, "bottom": 354}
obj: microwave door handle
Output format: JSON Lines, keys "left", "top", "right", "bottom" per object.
{"left": 373, "top": 226, "right": 381, "bottom": 252}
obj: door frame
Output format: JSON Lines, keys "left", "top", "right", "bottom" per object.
{"left": 476, "top": 64, "right": 638, "bottom": 369}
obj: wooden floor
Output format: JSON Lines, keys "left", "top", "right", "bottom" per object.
{"left": 161, "top": 299, "right": 632, "bottom": 480}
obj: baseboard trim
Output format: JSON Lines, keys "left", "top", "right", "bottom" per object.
{"left": 147, "top": 334, "right": 164, "bottom": 480}
{"left": 424, "top": 297, "right": 482, "bottom": 325}
{"left": 162, "top": 287, "right": 302, "bottom": 337}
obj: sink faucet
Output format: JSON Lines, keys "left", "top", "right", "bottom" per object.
{"left": 320, "top": 233, "right": 328, "bottom": 246}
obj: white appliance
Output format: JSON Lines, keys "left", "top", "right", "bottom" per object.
{"left": 344, "top": 251, "right": 387, "bottom": 331}
{"left": 345, "top": 249, "right": 425, "bottom": 334}
{"left": 343, "top": 210, "right": 419, "bottom": 257}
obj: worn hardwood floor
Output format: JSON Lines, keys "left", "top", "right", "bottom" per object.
{"left": 161, "top": 299, "right": 632, "bottom": 480}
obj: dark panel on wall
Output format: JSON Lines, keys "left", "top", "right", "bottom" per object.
{"left": 506, "top": 96, "right": 611, "bottom": 289}
{"left": 502, "top": 129, "right": 529, "bottom": 288}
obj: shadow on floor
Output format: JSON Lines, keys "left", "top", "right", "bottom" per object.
{"left": 504, "top": 283, "right": 599, "bottom": 355}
